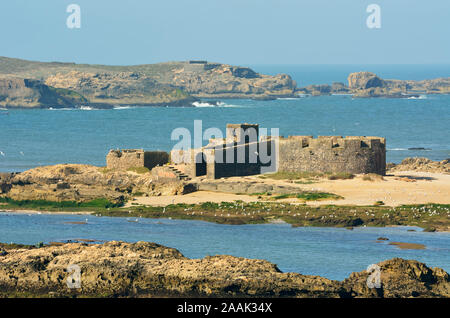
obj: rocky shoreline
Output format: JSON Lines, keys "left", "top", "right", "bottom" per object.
{"left": 297, "top": 71, "right": 450, "bottom": 98}
{"left": 0, "top": 58, "right": 296, "bottom": 108}
{"left": 0, "top": 241, "right": 449, "bottom": 298}
{"left": 1, "top": 57, "right": 449, "bottom": 108}
{"left": 0, "top": 158, "right": 449, "bottom": 231}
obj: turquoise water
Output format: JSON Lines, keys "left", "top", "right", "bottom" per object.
{"left": 0, "top": 65, "right": 449, "bottom": 172}
{"left": 0, "top": 213, "right": 448, "bottom": 281}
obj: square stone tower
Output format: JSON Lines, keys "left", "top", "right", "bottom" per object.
{"left": 226, "top": 123, "right": 259, "bottom": 144}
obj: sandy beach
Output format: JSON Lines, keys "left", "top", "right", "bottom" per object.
{"left": 127, "top": 170, "right": 450, "bottom": 207}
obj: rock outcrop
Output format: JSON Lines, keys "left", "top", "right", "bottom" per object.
{"left": 348, "top": 72, "right": 386, "bottom": 90}
{"left": 196, "top": 179, "right": 304, "bottom": 195}
{"left": 297, "top": 71, "right": 450, "bottom": 98}
{"left": 45, "top": 71, "right": 197, "bottom": 107}
{"left": 388, "top": 157, "right": 449, "bottom": 174}
{"left": 163, "top": 62, "right": 297, "bottom": 99}
{"left": 0, "top": 76, "right": 87, "bottom": 108}
{"left": 0, "top": 57, "right": 298, "bottom": 105}
{"left": 0, "top": 241, "right": 448, "bottom": 297}
{"left": 0, "top": 164, "right": 191, "bottom": 204}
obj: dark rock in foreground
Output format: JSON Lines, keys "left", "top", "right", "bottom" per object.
{"left": 0, "top": 241, "right": 448, "bottom": 298}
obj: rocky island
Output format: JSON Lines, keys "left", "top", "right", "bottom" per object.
{"left": 2, "top": 56, "right": 448, "bottom": 109}
{"left": 0, "top": 57, "right": 297, "bottom": 108}
{"left": 297, "top": 71, "right": 450, "bottom": 98}
{"left": 0, "top": 241, "right": 449, "bottom": 298}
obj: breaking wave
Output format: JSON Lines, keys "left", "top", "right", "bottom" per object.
{"left": 113, "top": 106, "right": 135, "bottom": 110}
{"left": 79, "top": 106, "right": 96, "bottom": 111}
{"left": 192, "top": 101, "right": 239, "bottom": 108}
{"left": 408, "top": 95, "right": 427, "bottom": 100}
{"left": 48, "top": 107, "right": 76, "bottom": 111}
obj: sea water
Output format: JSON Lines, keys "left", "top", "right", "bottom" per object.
{"left": 0, "top": 213, "right": 448, "bottom": 281}
{"left": 0, "top": 65, "right": 449, "bottom": 172}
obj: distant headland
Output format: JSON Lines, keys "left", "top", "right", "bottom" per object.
{"left": 0, "top": 57, "right": 449, "bottom": 109}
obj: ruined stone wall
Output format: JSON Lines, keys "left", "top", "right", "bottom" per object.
{"left": 169, "top": 126, "right": 385, "bottom": 178}
{"left": 106, "top": 149, "right": 169, "bottom": 170}
{"left": 278, "top": 136, "right": 386, "bottom": 175}
{"left": 144, "top": 151, "right": 169, "bottom": 170}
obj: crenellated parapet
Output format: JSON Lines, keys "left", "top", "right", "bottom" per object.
{"left": 278, "top": 135, "right": 386, "bottom": 175}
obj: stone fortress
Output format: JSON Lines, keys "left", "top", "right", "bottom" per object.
{"left": 106, "top": 124, "right": 386, "bottom": 181}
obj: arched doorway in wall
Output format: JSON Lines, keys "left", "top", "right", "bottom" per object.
{"left": 195, "top": 152, "right": 207, "bottom": 176}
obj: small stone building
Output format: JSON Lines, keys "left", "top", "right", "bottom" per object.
{"left": 106, "top": 149, "right": 169, "bottom": 171}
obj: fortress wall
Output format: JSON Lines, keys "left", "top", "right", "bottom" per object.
{"left": 183, "top": 63, "right": 207, "bottom": 73}
{"left": 106, "top": 149, "right": 145, "bottom": 170}
{"left": 278, "top": 136, "right": 386, "bottom": 175}
{"left": 106, "top": 149, "right": 169, "bottom": 170}
{"left": 168, "top": 128, "right": 386, "bottom": 179}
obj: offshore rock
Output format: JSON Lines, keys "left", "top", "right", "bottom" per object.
{"left": 0, "top": 242, "right": 448, "bottom": 298}
{"left": 1, "top": 164, "right": 190, "bottom": 204}
{"left": 348, "top": 72, "right": 386, "bottom": 90}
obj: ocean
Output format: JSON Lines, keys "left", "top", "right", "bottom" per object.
{"left": 1, "top": 65, "right": 449, "bottom": 172}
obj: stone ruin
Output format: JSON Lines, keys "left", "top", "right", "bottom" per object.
{"left": 106, "top": 149, "right": 169, "bottom": 171}
{"left": 107, "top": 124, "right": 386, "bottom": 180}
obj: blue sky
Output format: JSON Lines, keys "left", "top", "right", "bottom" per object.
{"left": 0, "top": 0, "right": 449, "bottom": 65}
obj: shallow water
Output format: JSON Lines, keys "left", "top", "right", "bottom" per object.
{"left": 1, "top": 213, "right": 449, "bottom": 280}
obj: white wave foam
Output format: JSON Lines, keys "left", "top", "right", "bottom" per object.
{"left": 48, "top": 107, "right": 75, "bottom": 111}
{"left": 113, "top": 106, "right": 134, "bottom": 110}
{"left": 192, "top": 101, "right": 218, "bottom": 107}
{"left": 192, "top": 101, "right": 239, "bottom": 108}
{"left": 408, "top": 95, "right": 427, "bottom": 100}
{"left": 277, "top": 97, "right": 299, "bottom": 100}
{"left": 79, "top": 106, "right": 95, "bottom": 111}
{"left": 387, "top": 148, "right": 408, "bottom": 151}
